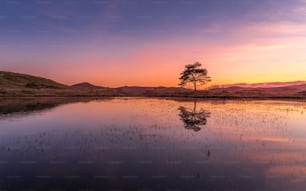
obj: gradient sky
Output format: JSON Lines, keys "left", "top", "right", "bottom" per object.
{"left": 1, "top": 0, "right": 306, "bottom": 87}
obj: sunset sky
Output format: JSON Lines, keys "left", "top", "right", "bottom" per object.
{"left": 1, "top": 0, "right": 306, "bottom": 87}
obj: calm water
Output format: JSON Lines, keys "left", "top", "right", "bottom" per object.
{"left": 0, "top": 98, "right": 306, "bottom": 190}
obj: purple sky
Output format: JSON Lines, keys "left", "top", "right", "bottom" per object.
{"left": 1, "top": 0, "right": 306, "bottom": 87}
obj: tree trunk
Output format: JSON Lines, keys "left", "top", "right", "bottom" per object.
{"left": 193, "top": 82, "right": 197, "bottom": 92}
{"left": 193, "top": 100, "right": 197, "bottom": 113}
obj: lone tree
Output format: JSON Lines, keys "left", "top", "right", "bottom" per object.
{"left": 179, "top": 62, "right": 211, "bottom": 92}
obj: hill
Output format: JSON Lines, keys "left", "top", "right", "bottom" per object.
{"left": 0, "top": 71, "right": 67, "bottom": 89}
{"left": 205, "top": 84, "right": 306, "bottom": 98}
{"left": 0, "top": 71, "right": 116, "bottom": 97}
{"left": 72, "top": 82, "right": 106, "bottom": 89}
{"left": 211, "top": 81, "right": 306, "bottom": 89}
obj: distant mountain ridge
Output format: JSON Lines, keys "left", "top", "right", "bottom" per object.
{"left": 115, "top": 86, "right": 192, "bottom": 96}
{"left": 206, "top": 83, "right": 306, "bottom": 98}
{"left": 211, "top": 81, "right": 306, "bottom": 89}
{"left": 71, "top": 82, "right": 106, "bottom": 89}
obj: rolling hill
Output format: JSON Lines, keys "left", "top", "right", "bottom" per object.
{"left": 0, "top": 71, "right": 115, "bottom": 97}
{"left": 71, "top": 82, "right": 107, "bottom": 89}
{"left": 0, "top": 71, "right": 67, "bottom": 89}
{"left": 205, "top": 84, "right": 306, "bottom": 98}
{"left": 210, "top": 81, "right": 306, "bottom": 88}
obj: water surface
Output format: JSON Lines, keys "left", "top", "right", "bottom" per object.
{"left": 0, "top": 98, "right": 305, "bottom": 190}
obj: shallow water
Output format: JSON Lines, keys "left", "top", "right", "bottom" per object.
{"left": 0, "top": 98, "right": 306, "bottom": 190}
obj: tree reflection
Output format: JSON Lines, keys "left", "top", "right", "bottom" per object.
{"left": 178, "top": 100, "right": 210, "bottom": 132}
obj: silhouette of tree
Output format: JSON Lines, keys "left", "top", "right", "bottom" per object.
{"left": 178, "top": 100, "right": 210, "bottom": 132}
{"left": 179, "top": 62, "right": 211, "bottom": 92}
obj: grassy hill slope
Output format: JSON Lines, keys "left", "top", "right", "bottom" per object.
{"left": 0, "top": 71, "right": 117, "bottom": 97}
{"left": 0, "top": 71, "right": 67, "bottom": 89}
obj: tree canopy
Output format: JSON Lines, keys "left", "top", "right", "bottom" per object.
{"left": 179, "top": 62, "right": 211, "bottom": 92}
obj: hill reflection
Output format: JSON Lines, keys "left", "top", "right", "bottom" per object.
{"left": 0, "top": 98, "right": 110, "bottom": 116}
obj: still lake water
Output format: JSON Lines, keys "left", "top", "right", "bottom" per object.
{"left": 0, "top": 97, "right": 306, "bottom": 190}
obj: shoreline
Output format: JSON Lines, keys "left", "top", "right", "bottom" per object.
{"left": 1, "top": 95, "right": 306, "bottom": 101}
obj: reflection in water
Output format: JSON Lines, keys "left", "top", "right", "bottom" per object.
{"left": 0, "top": 99, "right": 63, "bottom": 115}
{"left": 0, "top": 98, "right": 305, "bottom": 190}
{"left": 0, "top": 97, "right": 110, "bottom": 116}
{"left": 178, "top": 100, "right": 210, "bottom": 131}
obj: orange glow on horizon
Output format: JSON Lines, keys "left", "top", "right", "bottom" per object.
{"left": 3, "top": 22, "right": 306, "bottom": 87}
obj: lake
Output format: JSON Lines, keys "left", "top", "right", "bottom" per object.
{"left": 0, "top": 97, "right": 306, "bottom": 190}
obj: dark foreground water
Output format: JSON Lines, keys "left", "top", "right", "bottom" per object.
{"left": 0, "top": 98, "right": 306, "bottom": 191}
